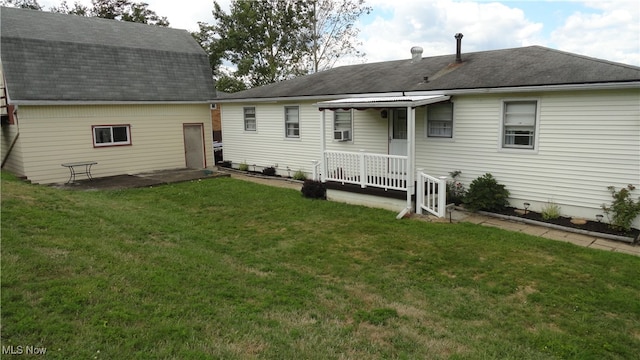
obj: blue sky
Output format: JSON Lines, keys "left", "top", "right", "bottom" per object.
{"left": 37, "top": 0, "right": 639, "bottom": 66}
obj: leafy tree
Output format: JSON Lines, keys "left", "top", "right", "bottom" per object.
{"left": 8, "top": 0, "right": 171, "bottom": 26}
{"left": 212, "top": 0, "right": 313, "bottom": 88}
{"left": 49, "top": 1, "right": 89, "bottom": 15}
{"left": 215, "top": 74, "right": 247, "bottom": 94}
{"left": 191, "top": 22, "right": 224, "bottom": 77}
{"left": 0, "top": 0, "right": 43, "bottom": 9}
{"left": 306, "top": 0, "right": 371, "bottom": 73}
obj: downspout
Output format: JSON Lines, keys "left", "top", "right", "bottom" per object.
{"left": 1, "top": 130, "right": 19, "bottom": 168}
{"left": 320, "top": 109, "right": 327, "bottom": 182}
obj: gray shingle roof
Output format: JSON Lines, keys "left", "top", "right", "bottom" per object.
{"left": 220, "top": 45, "right": 640, "bottom": 100}
{"left": 1, "top": 6, "right": 216, "bottom": 103}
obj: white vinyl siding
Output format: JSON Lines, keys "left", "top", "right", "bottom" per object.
{"left": 243, "top": 107, "right": 256, "bottom": 131}
{"left": 416, "top": 89, "right": 640, "bottom": 226}
{"left": 12, "top": 104, "right": 213, "bottom": 184}
{"left": 284, "top": 106, "right": 300, "bottom": 138}
{"left": 427, "top": 102, "right": 453, "bottom": 138}
{"left": 221, "top": 101, "right": 321, "bottom": 176}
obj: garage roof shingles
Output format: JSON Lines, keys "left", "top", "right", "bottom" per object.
{"left": 1, "top": 6, "right": 216, "bottom": 103}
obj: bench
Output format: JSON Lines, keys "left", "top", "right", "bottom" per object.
{"left": 61, "top": 161, "right": 97, "bottom": 183}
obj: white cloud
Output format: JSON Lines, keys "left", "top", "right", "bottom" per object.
{"left": 550, "top": 1, "right": 640, "bottom": 65}
{"left": 355, "top": 0, "right": 544, "bottom": 64}
{"left": 354, "top": 0, "right": 638, "bottom": 66}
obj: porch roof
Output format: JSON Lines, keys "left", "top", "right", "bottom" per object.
{"left": 316, "top": 95, "right": 450, "bottom": 110}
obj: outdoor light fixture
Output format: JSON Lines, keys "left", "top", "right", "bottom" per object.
{"left": 596, "top": 214, "right": 603, "bottom": 222}
{"left": 446, "top": 204, "right": 455, "bottom": 223}
{"left": 380, "top": 109, "right": 388, "bottom": 118}
{"left": 523, "top": 202, "right": 530, "bottom": 215}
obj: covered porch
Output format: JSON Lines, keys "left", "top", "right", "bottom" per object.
{"left": 315, "top": 95, "right": 451, "bottom": 217}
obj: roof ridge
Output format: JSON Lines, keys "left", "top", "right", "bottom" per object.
{"left": 530, "top": 45, "right": 640, "bottom": 70}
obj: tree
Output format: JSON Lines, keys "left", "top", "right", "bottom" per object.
{"left": 0, "top": 0, "right": 43, "bottom": 10}
{"left": 211, "top": 0, "right": 313, "bottom": 88}
{"left": 306, "top": 0, "right": 371, "bottom": 73}
{"left": 16, "top": 0, "right": 171, "bottom": 26}
{"left": 191, "top": 22, "right": 224, "bottom": 77}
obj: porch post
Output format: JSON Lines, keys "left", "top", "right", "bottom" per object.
{"left": 406, "top": 106, "right": 416, "bottom": 210}
{"left": 320, "top": 109, "right": 327, "bottom": 182}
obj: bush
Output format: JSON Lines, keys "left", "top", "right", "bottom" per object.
{"left": 602, "top": 184, "right": 640, "bottom": 232}
{"left": 301, "top": 180, "right": 326, "bottom": 199}
{"left": 541, "top": 201, "right": 561, "bottom": 220}
{"left": 238, "top": 162, "right": 249, "bottom": 171}
{"left": 463, "top": 173, "right": 510, "bottom": 212}
{"left": 262, "top": 166, "right": 277, "bottom": 176}
{"left": 293, "top": 170, "right": 307, "bottom": 181}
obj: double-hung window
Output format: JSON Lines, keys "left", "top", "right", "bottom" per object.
{"left": 284, "top": 106, "right": 300, "bottom": 138}
{"left": 244, "top": 107, "right": 256, "bottom": 131}
{"left": 502, "top": 100, "right": 537, "bottom": 149}
{"left": 333, "top": 109, "right": 352, "bottom": 141}
{"left": 92, "top": 125, "right": 131, "bottom": 147}
{"left": 427, "top": 102, "right": 453, "bottom": 138}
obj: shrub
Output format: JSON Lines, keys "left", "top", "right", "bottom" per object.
{"left": 602, "top": 184, "right": 640, "bottom": 232}
{"left": 301, "top": 180, "right": 326, "bottom": 199}
{"left": 238, "top": 162, "right": 249, "bottom": 171}
{"left": 446, "top": 170, "right": 466, "bottom": 205}
{"left": 262, "top": 166, "right": 277, "bottom": 176}
{"left": 541, "top": 201, "right": 561, "bottom": 220}
{"left": 463, "top": 173, "right": 510, "bottom": 212}
{"left": 293, "top": 170, "right": 307, "bottom": 181}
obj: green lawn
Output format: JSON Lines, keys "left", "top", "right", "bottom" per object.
{"left": 1, "top": 172, "right": 639, "bottom": 359}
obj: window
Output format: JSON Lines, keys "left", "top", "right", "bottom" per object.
{"left": 284, "top": 106, "right": 299, "bottom": 138}
{"left": 92, "top": 125, "right": 131, "bottom": 147}
{"left": 333, "top": 109, "right": 352, "bottom": 141}
{"left": 502, "top": 101, "right": 537, "bottom": 149}
{"left": 427, "top": 102, "right": 453, "bottom": 138}
{"left": 244, "top": 107, "right": 256, "bottom": 131}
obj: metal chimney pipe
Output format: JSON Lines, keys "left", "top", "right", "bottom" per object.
{"left": 455, "top": 33, "right": 464, "bottom": 63}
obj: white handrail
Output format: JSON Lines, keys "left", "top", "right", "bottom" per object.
{"left": 416, "top": 169, "right": 447, "bottom": 217}
{"left": 323, "top": 150, "right": 408, "bottom": 191}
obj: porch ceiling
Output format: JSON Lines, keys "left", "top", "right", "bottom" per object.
{"left": 316, "top": 94, "right": 450, "bottom": 110}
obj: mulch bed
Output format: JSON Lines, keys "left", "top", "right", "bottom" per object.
{"left": 493, "top": 207, "right": 640, "bottom": 240}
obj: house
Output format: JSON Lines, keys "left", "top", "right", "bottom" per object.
{"left": 216, "top": 34, "right": 640, "bottom": 226}
{"left": 1, "top": 7, "right": 216, "bottom": 184}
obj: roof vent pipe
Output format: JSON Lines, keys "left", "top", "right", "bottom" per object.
{"left": 455, "top": 33, "right": 463, "bottom": 63}
{"left": 410, "top": 46, "right": 423, "bottom": 62}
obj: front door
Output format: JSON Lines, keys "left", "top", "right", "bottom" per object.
{"left": 388, "top": 108, "right": 408, "bottom": 156}
{"left": 183, "top": 124, "right": 205, "bottom": 169}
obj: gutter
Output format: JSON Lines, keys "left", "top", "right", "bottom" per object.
{"left": 10, "top": 100, "right": 217, "bottom": 106}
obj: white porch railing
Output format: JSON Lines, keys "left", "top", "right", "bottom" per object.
{"left": 416, "top": 169, "right": 447, "bottom": 217}
{"left": 322, "top": 150, "right": 408, "bottom": 191}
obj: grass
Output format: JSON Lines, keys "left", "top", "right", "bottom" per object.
{"left": 1, "top": 171, "right": 639, "bottom": 359}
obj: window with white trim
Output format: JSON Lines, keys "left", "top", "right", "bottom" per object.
{"left": 502, "top": 100, "right": 537, "bottom": 149}
{"left": 93, "top": 125, "right": 131, "bottom": 147}
{"left": 333, "top": 109, "right": 352, "bottom": 141}
{"left": 244, "top": 107, "right": 256, "bottom": 131}
{"left": 427, "top": 102, "right": 453, "bottom": 138}
{"left": 284, "top": 106, "right": 300, "bottom": 138}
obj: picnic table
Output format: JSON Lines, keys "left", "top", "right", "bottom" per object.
{"left": 61, "top": 161, "right": 97, "bottom": 183}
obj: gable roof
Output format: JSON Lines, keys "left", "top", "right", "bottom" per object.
{"left": 219, "top": 45, "right": 640, "bottom": 101}
{"left": 0, "top": 7, "right": 216, "bottom": 104}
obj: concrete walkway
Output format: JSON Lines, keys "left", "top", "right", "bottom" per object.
{"left": 226, "top": 171, "right": 640, "bottom": 257}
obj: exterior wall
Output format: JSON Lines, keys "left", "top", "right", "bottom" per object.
{"left": 1, "top": 121, "right": 24, "bottom": 176}
{"left": 221, "top": 88, "right": 640, "bottom": 227}
{"left": 12, "top": 104, "right": 213, "bottom": 184}
{"left": 415, "top": 89, "right": 640, "bottom": 227}
{"left": 221, "top": 101, "right": 322, "bottom": 176}
{"left": 221, "top": 103, "right": 389, "bottom": 176}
